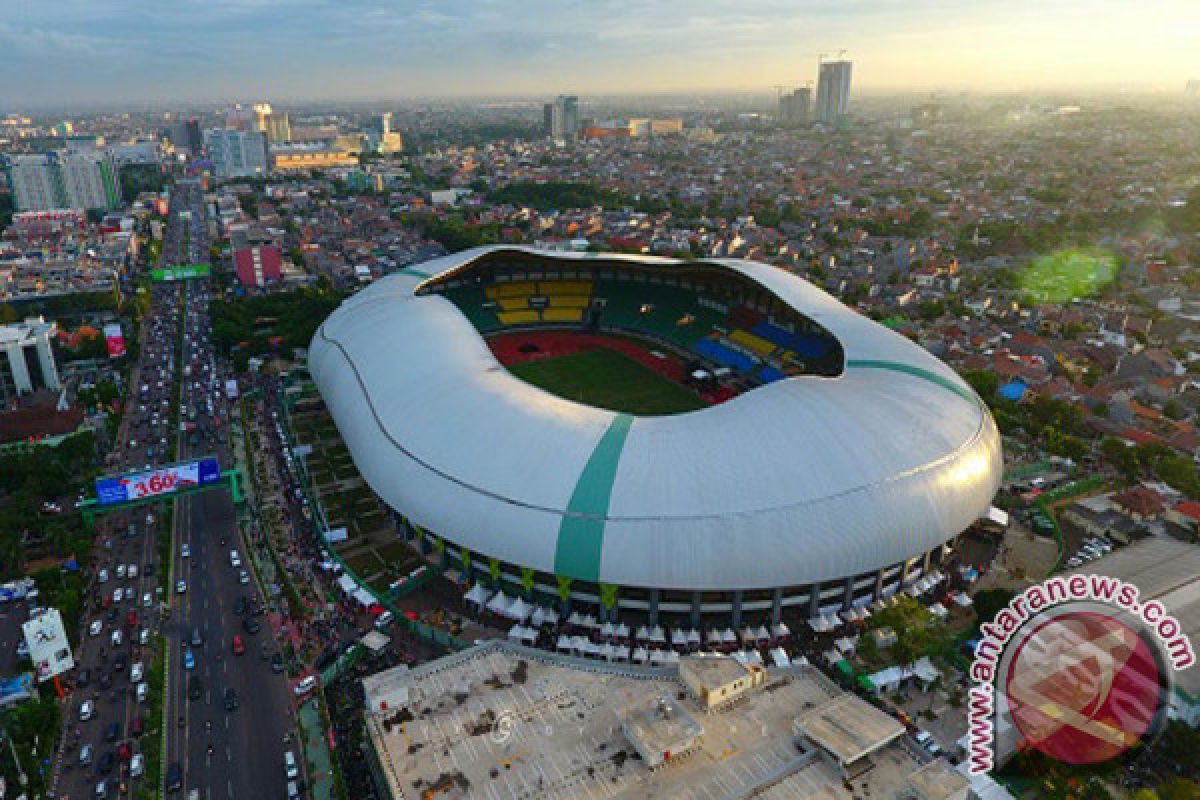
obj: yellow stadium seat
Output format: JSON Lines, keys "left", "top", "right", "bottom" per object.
{"left": 495, "top": 282, "right": 536, "bottom": 298}
{"left": 540, "top": 280, "right": 593, "bottom": 296}
{"left": 497, "top": 297, "right": 531, "bottom": 311}
{"left": 729, "top": 330, "right": 776, "bottom": 356}
{"left": 542, "top": 308, "right": 584, "bottom": 323}
{"left": 550, "top": 295, "right": 591, "bottom": 309}
{"left": 497, "top": 310, "right": 540, "bottom": 325}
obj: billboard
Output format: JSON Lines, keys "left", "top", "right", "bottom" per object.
{"left": 225, "top": 378, "right": 239, "bottom": 400}
{"left": 95, "top": 457, "right": 221, "bottom": 506}
{"left": 151, "top": 264, "right": 212, "bottom": 282}
{"left": 103, "top": 323, "right": 126, "bottom": 358}
{"left": 22, "top": 609, "right": 74, "bottom": 682}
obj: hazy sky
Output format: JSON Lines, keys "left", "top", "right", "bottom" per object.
{"left": 2, "top": 0, "right": 1198, "bottom": 108}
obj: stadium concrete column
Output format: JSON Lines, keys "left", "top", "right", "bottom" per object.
{"left": 808, "top": 584, "right": 820, "bottom": 618}
{"left": 690, "top": 592, "right": 702, "bottom": 628}
{"left": 922, "top": 549, "right": 933, "bottom": 575}
{"left": 731, "top": 590, "right": 744, "bottom": 628}
{"left": 648, "top": 589, "right": 660, "bottom": 626}
{"left": 874, "top": 569, "right": 885, "bottom": 600}
{"left": 842, "top": 577, "right": 854, "bottom": 610}
{"left": 770, "top": 588, "right": 783, "bottom": 626}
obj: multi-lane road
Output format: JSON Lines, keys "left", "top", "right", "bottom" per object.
{"left": 53, "top": 180, "right": 297, "bottom": 800}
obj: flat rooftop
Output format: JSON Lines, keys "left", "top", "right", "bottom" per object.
{"left": 793, "top": 693, "right": 906, "bottom": 766}
{"left": 363, "top": 641, "right": 940, "bottom": 800}
{"left": 1066, "top": 537, "right": 1200, "bottom": 697}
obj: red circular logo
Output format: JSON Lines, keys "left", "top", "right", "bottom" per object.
{"left": 1005, "top": 610, "right": 1163, "bottom": 764}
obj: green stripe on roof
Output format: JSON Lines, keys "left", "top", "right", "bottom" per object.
{"left": 846, "top": 359, "right": 979, "bottom": 405}
{"left": 554, "top": 413, "right": 634, "bottom": 582}
{"left": 400, "top": 267, "right": 432, "bottom": 279}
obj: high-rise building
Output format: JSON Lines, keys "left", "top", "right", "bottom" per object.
{"left": 202, "top": 129, "right": 269, "bottom": 178}
{"left": 3, "top": 151, "right": 122, "bottom": 212}
{"left": 264, "top": 111, "right": 291, "bottom": 144}
{"left": 545, "top": 95, "right": 580, "bottom": 141}
{"left": 0, "top": 318, "right": 60, "bottom": 405}
{"left": 814, "top": 60, "right": 853, "bottom": 124}
{"left": 366, "top": 113, "right": 403, "bottom": 154}
{"left": 779, "top": 87, "right": 812, "bottom": 125}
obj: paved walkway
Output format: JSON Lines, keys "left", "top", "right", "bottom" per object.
{"left": 298, "top": 698, "right": 335, "bottom": 800}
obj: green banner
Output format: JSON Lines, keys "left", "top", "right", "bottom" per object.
{"left": 151, "top": 264, "right": 211, "bottom": 282}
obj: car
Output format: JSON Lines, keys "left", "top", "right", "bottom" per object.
{"left": 111, "top": 630, "right": 123, "bottom": 647}
{"left": 137, "top": 682, "right": 148, "bottom": 703}
{"left": 284, "top": 750, "right": 299, "bottom": 780}
{"left": 191, "top": 627, "right": 203, "bottom": 647}
{"left": 287, "top": 781, "right": 301, "bottom": 800}
{"left": 105, "top": 606, "right": 117, "bottom": 623}
{"left": 104, "top": 721, "right": 119, "bottom": 742}
{"left": 166, "top": 762, "right": 182, "bottom": 791}
{"left": 98, "top": 569, "right": 109, "bottom": 584}
{"left": 229, "top": 550, "right": 241, "bottom": 567}
{"left": 183, "top": 649, "right": 195, "bottom": 670}
{"left": 131, "top": 662, "right": 143, "bottom": 682}
{"left": 139, "top": 628, "right": 150, "bottom": 646}
{"left": 231, "top": 635, "right": 245, "bottom": 656}
{"left": 223, "top": 687, "right": 239, "bottom": 711}
{"left": 239, "top": 569, "right": 250, "bottom": 585}
{"left": 181, "top": 544, "right": 190, "bottom": 558}
{"left": 116, "top": 565, "right": 126, "bottom": 579}
{"left": 142, "top": 592, "right": 153, "bottom": 608}
{"left": 95, "top": 780, "right": 108, "bottom": 798}
{"left": 118, "top": 741, "right": 132, "bottom": 761}
{"left": 79, "top": 743, "right": 93, "bottom": 766}
{"left": 113, "top": 654, "right": 127, "bottom": 672}
{"left": 293, "top": 675, "right": 317, "bottom": 698}
{"left": 270, "top": 653, "right": 284, "bottom": 673}
{"left": 176, "top": 580, "right": 187, "bottom": 594}
{"left": 80, "top": 700, "right": 95, "bottom": 720}
{"left": 124, "top": 587, "right": 135, "bottom": 601}
{"left": 77, "top": 668, "right": 91, "bottom": 688}
{"left": 242, "top": 617, "right": 260, "bottom": 635}
{"left": 112, "top": 589, "right": 122, "bottom": 605}
{"left": 131, "top": 716, "right": 144, "bottom": 737}
{"left": 90, "top": 620, "right": 103, "bottom": 637}
{"left": 126, "top": 610, "right": 138, "bottom": 628}
{"left": 187, "top": 676, "right": 202, "bottom": 701}
{"left": 130, "top": 753, "right": 144, "bottom": 777}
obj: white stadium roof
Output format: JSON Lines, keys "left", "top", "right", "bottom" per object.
{"left": 309, "top": 246, "right": 1002, "bottom": 590}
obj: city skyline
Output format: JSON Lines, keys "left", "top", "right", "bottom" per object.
{"left": 2, "top": 0, "right": 1198, "bottom": 108}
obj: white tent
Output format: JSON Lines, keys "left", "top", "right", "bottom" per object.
{"left": 487, "top": 591, "right": 512, "bottom": 616}
{"left": 600, "top": 622, "right": 615, "bottom": 638}
{"left": 464, "top": 584, "right": 489, "bottom": 605}
{"left": 579, "top": 613, "right": 598, "bottom": 629}
{"left": 770, "top": 647, "right": 791, "bottom": 667}
{"left": 614, "top": 622, "right": 630, "bottom": 639}
{"left": 632, "top": 646, "right": 649, "bottom": 663}
{"left": 508, "top": 624, "right": 526, "bottom": 641}
{"left": 808, "top": 616, "right": 829, "bottom": 633}
{"left": 506, "top": 596, "right": 532, "bottom": 621}
{"left": 741, "top": 627, "right": 757, "bottom": 643}
{"left": 337, "top": 574, "right": 358, "bottom": 596}
{"left": 636, "top": 625, "right": 651, "bottom": 641}
{"left": 720, "top": 629, "right": 737, "bottom": 643}
{"left": 754, "top": 625, "right": 771, "bottom": 642}
{"left": 664, "top": 650, "right": 680, "bottom": 664}
{"left": 771, "top": 623, "right": 790, "bottom": 639}
{"left": 353, "top": 588, "right": 376, "bottom": 608}
{"left": 686, "top": 629, "right": 701, "bottom": 645}
{"left": 649, "top": 650, "right": 667, "bottom": 665}
{"left": 671, "top": 630, "right": 688, "bottom": 648}
{"left": 556, "top": 635, "right": 572, "bottom": 651}
{"left": 648, "top": 625, "right": 666, "bottom": 643}
{"left": 707, "top": 629, "right": 723, "bottom": 645}
{"left": 613, "top": 645, "right": 631, "bottom": 662}
{"left": 568, "top": 612, "right": 586, "bottom": 627}
{"left": 929, "top": 602, "right": 949, "bottom": 620}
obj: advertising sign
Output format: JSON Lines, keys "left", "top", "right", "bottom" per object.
{"left": 95, "top": 457, "right": 221, "bottom": 506}
{"left": 103, "top": 322, "right": 126, "bottom": 358}
{"left": 225, "top": 378, "right": 239, "bottom": 401}
{"left": 22, "top": 608, "right": 74, "bottom": 682}
{"left": 323, "top": 527, "right": 349, "bottom": 544}
{"left": 151, "top": 264, "right": 212, "bottom": 282}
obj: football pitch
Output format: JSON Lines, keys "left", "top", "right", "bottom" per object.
{"left": 506, "top": 347, "right": 707, "bottom": 415}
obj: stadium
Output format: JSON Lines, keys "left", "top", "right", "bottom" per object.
{"left": 309, "top": 246, "right": 1002, "bottom": 628}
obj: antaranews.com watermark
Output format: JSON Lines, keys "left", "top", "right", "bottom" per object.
{"left": 967, "top": 573, "right": 1195, "bottom": 774}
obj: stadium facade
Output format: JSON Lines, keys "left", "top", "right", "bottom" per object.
{"left": 309, "top": 246, "right": 1002, "bottom": 627}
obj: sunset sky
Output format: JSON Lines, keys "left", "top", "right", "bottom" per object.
{"left": 3, "top": 0, "right": 1198, "bottom": 107}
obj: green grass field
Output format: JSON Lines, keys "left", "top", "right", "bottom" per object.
{"left": 507, "top": 348, "right": 706, "bottom": 415}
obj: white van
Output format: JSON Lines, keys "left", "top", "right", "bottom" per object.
{"left": 293, "top": 675, "right": 317, "bottom": 698}
{"left": 136, "top": 682, "right": 148, "bottom": 703}
{"left": 230, "top": 550, "right": 241, "bottom": 568}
